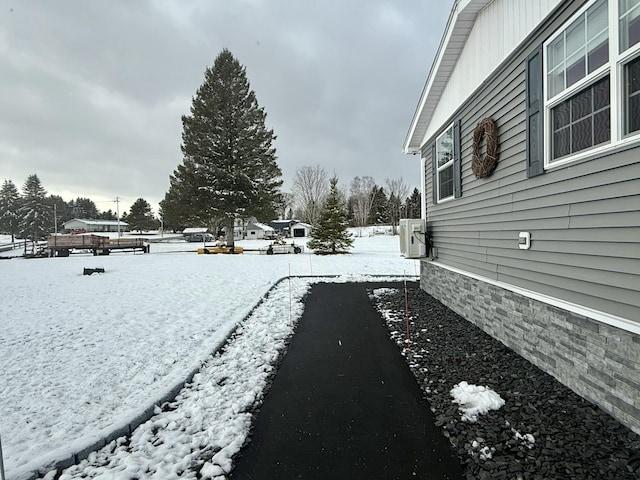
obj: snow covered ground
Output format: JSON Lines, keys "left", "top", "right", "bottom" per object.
{"left": 0, "top": 231, "right": 419, "bottom": 479}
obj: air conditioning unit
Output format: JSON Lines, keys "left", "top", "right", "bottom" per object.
{"left": 399, "top": 218, "right": 426, "bottom": 258}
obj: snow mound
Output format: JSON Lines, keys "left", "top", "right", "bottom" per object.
{"left": 450, "top": 381, "right": 505, "bottom": 423}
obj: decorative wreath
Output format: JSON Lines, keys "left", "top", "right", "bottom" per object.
{"left": 471, "top": 117, "right": 499, "bottom": 179}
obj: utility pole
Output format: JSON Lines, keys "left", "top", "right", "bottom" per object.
{"left": 115, "top": 196, "right": 121, "bottom": 237}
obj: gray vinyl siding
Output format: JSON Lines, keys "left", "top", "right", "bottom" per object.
{"left": 422, "top": 1, "right": 640, "bottom": 322}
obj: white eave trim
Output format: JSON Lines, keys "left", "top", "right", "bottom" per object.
{"left": 403, "top": 0, "right": 492, "bottom": 154}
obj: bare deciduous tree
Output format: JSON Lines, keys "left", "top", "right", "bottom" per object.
{"left": 292, "top": 165, "right": 329, "bottom": 226}
{"left": 385, "top": 177, "right": 409, "bottom": 235}
{"left": 349, "top": 176, "right": 378, "bottom": 228}
{"left": 279, "top": 192, "right": 295, "bottom": 220}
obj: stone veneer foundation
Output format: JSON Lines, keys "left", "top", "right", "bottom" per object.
{"left": 420, "top": 261, "right": 640, "bottom": 435}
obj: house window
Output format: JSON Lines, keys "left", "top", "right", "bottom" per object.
{"left": 546, "top": 0, "right": 608, "bottom": 99}
{"left": 546, "top": 0, "right": 609, "bottom": 162}
{"left": 620, "top": 0, "right": 640, "bottom": 51}
{"left": 435, "top": 124, "right": 454, "bottom": 201}
{"left": 551, "top": 75, "right": 611, "bottom": 158}
{"left": 543, "top": 0, "right": 640, "bottom": 166}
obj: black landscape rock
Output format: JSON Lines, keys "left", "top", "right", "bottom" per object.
{"left": 370, "top": 287, "right": 640, "bottom": 480}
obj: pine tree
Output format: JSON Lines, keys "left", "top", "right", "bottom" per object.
{"left": 307, "top": 177, "right": 354, "bottom": 255}
{"left": 406, "top": 187, "right": 421, "bottom": 219}
{"left": 163, "top": 48, "right": 283, "bottom": 246}
{"left": 18, "top": 174, "right": 50, "bottom": 241}
{"left": 127, "top": 198, "right": 157, "bottom": 233}
{"left": 0, "top": 179, "right": 21, "bottom": 241}
{"left": 370, "top": 186, "right": 388, "bottom": 224}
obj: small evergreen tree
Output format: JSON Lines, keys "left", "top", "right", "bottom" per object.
{"left": 0, "top": 179, "right": 21, "bottom": 241}
{"left": 18, "top": 174, "right": 50, "bottom": 241}
{"left": 307, "top": 177, "right": 353, "bottom": 255}
{"left": 127, "top": 198, "right": 156, "bottom": 233}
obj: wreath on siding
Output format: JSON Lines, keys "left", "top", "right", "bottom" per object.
{"left": 471, "top": 117, "right": 499, "bottom": 179}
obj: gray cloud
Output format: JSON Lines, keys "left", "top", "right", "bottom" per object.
{"left": 0, "top": 0, "right": 451, "bottom": 214}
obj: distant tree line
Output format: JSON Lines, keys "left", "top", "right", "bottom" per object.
{"left": 287, "top": 165, "right": 421, "bottom": 233}
{"left": 0, "top": 174, "right": 157, "bottom": 242}
{"left": 3, "top": 49, "right": 423, "bottom": 246}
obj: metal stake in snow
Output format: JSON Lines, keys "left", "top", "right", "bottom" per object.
{"left": 0, "top": 434, "right": 6, "bottom": 480}
{"left": 288, "top": 263, "right": 292, "bottom": 323}
{"left": 404, "top": 272, "right": 411, "bottom": 351}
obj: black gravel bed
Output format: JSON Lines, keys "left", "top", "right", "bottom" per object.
{"left": 370, "top": 287, "right": 640, "bottom": 480}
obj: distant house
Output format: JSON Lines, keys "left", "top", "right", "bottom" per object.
{"left": 291, "top": 222, "right": 312, "bottom": 238}
{"left": 404, "top": 0, "right": 640, "bottom": 434}
{"left": 246, "top": 219, "right": 275, "bottom": 239}
{"left": 270, "top": 219, "right": 296, "bottom": 235}
{"left": 63, "top": 218, "right": 127, "bottom": 233}
{"left": 270, "top": 220, "right": 312, "bottom": 238}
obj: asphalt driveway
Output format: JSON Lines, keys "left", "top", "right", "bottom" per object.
{"left": 230, "top": 281, "right": 464, "bottom": 480}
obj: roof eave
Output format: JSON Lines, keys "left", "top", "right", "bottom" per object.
{"left": 403, "top": 0, "right": 492, "bottom": 155}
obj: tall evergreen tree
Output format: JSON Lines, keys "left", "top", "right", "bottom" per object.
{"left": 18, "top": 174, "right": 50, "bottom": 241}
{"left": 406, "top": 187, "right": 421, "bottom": 219}
{"left": 127, "top": 198, "right": 157, "bottom": 233}
{"left": 370, "top": 186, "right": 388, "bottom": 224}
{"left": 307, "top": 177, "right": 353, "bottom": 255}
{"left": 163, "top": 48, "right": 283, "bottom": 247}
{"left": 0, "top": 179, "right": 21, "bottom": 241}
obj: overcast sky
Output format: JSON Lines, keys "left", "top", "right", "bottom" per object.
{"left": 0, "top": 0, "right": 451, "bottom": 215}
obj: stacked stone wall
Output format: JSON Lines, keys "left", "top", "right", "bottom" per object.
{"left": 421, "top": 261, "right": 640, "bottom": 434}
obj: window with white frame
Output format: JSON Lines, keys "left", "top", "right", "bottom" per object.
{"left": 435, "top": 124, "right": 454, "bottom": 201}
{"left": 544, "top": 0, "right": 640, "bottom": 166}
{"left": 621, "top": 0, "right": 640, "bottom": 133}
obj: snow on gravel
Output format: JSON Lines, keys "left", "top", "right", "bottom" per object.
{"left": 0, "top": 232, "right": 418, "bottom": 479}
{"left": 450, "top": 381, "right": 505, "bottom": 423}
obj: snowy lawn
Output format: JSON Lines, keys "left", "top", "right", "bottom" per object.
{"left": 0, "top": 232, "right": 418, "bottom": 479}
